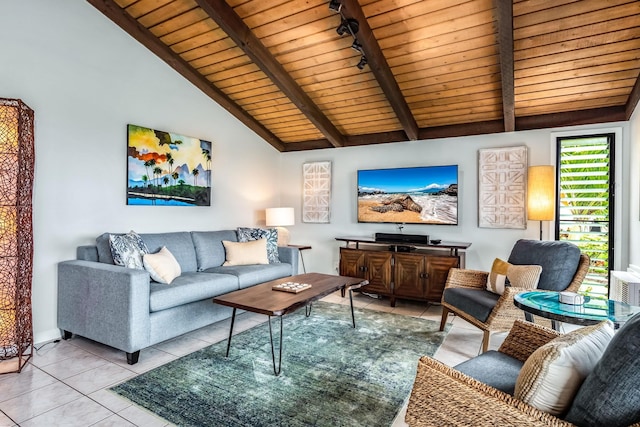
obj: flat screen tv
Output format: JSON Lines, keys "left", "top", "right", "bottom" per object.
{"left": 357, "top": 165, "right": 458, "bottom": 225}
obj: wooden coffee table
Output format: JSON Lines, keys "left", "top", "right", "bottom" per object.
{"left": 213, "top": 273, "right": 368, "bottom": 375}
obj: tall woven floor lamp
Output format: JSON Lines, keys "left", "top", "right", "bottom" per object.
{"left": 0, "top": 98, "right": 34, "bottom": 374}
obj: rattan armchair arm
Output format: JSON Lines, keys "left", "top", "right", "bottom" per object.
{"left": 405, "top": 356, "right": 575, "bottom": 427}
{"left": 444, "top": 268, "right": 489, "bottom": 290}
{"left": 497, "top": 319, "right": 562, "bottom": 362}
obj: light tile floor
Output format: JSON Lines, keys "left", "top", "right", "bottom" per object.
{"left": 0, "top": 292, "right": 512, "bottom": 426}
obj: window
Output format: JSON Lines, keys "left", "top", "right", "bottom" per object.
{"left": 556, "top": 134, "right": 614, "bottom": 300}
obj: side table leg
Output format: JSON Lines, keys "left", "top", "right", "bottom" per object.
{"left": 524, "top": 312, "right": 535, "bottom": 323}
{"left": 268, "top": 315, "right": 284, "bottom": 376}
{"left": 225, "top": 308, "right": 236, "bottom": 357}
{"left": 551, "top": 320, "right": 562, "bottom": 331}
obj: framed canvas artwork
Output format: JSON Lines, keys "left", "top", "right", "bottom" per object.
{"left": 127, "top": 124, "right": 212, "bottom": 206}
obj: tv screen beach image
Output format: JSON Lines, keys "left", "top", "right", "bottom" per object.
{"left": 357, "top": 165, "right": 458, "bottom": 225}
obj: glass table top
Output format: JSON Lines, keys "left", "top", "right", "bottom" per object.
{"left": 514, "top": 291, "right": 640, "bottom": 326}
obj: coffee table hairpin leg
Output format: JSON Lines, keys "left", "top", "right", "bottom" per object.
{"left": 268, "top": 316, "right": 284, "bottom": 376}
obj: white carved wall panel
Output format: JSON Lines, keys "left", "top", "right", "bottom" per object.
{"left": 302, "top": 161, "right": 331, "bottom": 223}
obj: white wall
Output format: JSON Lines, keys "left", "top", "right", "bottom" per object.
{"left": 1, "top": 1, "right": 282, "bottom": 344}
{"left": 1, "top": 1, "right": 636, "bottom": 345}
{"left": 279, "top": 122, "right": 630, "bottom": 277}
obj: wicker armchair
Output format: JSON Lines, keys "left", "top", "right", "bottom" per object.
{"left": 406, "top": 319, "right": 640, "bottom": 427}
{"left": 439, "top": 239, "right": 590, "bottom": 352}
{"left": 407, "top": 320, "right": 564, "bottom": 426}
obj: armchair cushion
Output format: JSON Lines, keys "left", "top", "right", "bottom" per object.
{"left": 454, "top": 350, "right": 524, "bottom": 395}
{"left": 443, "top": 288, "right": 500, "bottom": 322}
{"left": 507, "top": 239, "right": 581, "bottom": 291}
{"left": 565, "top": 312, "right": 640, "bottom": 427}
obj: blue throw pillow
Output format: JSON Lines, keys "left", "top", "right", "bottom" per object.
{"left": 564, "top": 312, "right": 640, "bottom": 426}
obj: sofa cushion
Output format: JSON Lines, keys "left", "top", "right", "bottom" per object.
{"left": 191, "top": 230, "right": 237, "bottom": 271}
{"left": 222, "top": 239, "right": 269, "bottom": 266}
{"left": 515, "top": 320, "right": 614, "bottom": 417}
{"left": 140, "top": 232, "right": 198, "bottom": 273}
{"left": 109, "top": 231, "right": 149, "bottom": 270}
{"left": 96, "top": 233, "right": 115, "bottom": 264}
{"left": 205, "top": 263, "right": 293, "bottom": 289}
{"left": 143, "top": 246, "right": 181, "bottom": 284}
{"left": 443, "top": 288, "right": 501, "bottom": 323}
{"left": 149, "top": 272, "right": 239, "bottom": 312}
{"left": 454, "top": 350, "right": 524, "bottom": 395}
{"left": 565, "top": 312, "right": 640, "bottom": 427}
{"left": 237, "top": 227, "right": 280, "bottom": 264}
{"left": 507, "top": 239, "right": 580, "bottom": 291}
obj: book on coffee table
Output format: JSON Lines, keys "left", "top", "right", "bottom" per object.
{"left": 272, "top": 282, "right": 312, "bottom": 293}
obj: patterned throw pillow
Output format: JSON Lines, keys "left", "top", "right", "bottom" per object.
{"left": 236, "top": 227, "right": 280, "bottom": 264}
{"left": 109, "top": 231, "right": 149, "bottom": 270}
{"left": 486, "top": 258, "right": 510, "bottom": 294}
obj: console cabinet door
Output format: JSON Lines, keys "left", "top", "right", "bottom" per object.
{"left": 425, "top": 256, "right": 459, "bottom": 301}
{"left": 394, "top": 253, "right": 427, "bottom": 299}
{"left": 361, "top": 252, "right": 393, "bottom": 294}
{"left": 339, "top": 248, "right": 365, "bottom": 279}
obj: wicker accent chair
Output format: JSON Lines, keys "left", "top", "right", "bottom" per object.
{"left": 439, "top": 239, "right": 590, "bottom": 352}
{"left": 406, "top": 317, "right": 640, "bottom": 427}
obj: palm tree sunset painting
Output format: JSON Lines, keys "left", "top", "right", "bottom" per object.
{"left": 127, "top": 124, "right": 212, "bottom": 206}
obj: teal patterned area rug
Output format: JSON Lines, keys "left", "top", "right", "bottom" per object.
{"left": 110, "top": 301, "right": 448, "bottom": 427}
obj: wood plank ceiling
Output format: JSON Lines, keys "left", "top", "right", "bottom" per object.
{"left": 88, "top": 0, "right": 640, "bottom": 152}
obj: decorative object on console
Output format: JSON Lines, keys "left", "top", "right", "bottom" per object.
{"left": 265, "top": 207, "right": 295, "bottom": 246}
{"left": 527, "top": 165, "right": 556, "bottom": 240}
{"left": 0, "top": 98, "right": 34, "bottom": 374}
{"left": 357, "top": 165, "right": 458, "bottom": 225}
{"left": 126, "top": 124, "right": 212, "bottom": 206}
{"left": 478, "top": 145, "right": 527, "bottom": 229}
{"left": 302, "top": 161, "right": 332, "bottom": 223}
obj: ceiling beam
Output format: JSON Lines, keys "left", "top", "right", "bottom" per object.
{"left": 516, "top": 106, "right": 626, "bottom": 130}
{"left": 86, "top": 0, "right": 285, "bottom": 152}
{"left": 626, "top": 73, "right": 640, "bottom": 120}
{"left": 495, "top": 0, "right": 515, "bottom": 132}
{"left": 340, "top": 0, "right": 419, "bottom": 141}
{"left": 195, "top": 0, "right": 346, "bottom": 148}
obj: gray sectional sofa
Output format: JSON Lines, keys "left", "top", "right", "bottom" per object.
{"left": 57, "top": 230, "right": 299, "bottom": 364}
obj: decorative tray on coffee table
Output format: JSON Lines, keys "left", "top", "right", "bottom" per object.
{"left": 272, "top": 282, "right": 312, "bottom": 293}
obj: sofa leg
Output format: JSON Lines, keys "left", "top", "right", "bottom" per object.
{"left": 482, "top": 331, "right": 490, "bottom": 353}
{"left": 439, "top": 307, "right": 449, "bottom": 331}
{"left": 126, "top": 351, "right": 140, "bottom": 365}
{"left": 61, "top": 330, "right": 72, "bottom": 340}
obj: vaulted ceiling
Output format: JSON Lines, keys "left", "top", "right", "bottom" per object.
{"left": 89, "top": 0, "right": 640, "bottom": 152}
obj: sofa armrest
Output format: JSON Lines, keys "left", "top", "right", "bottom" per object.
{"left": 277, "top": 246, "right": 299, "bottom": 275}
{"left": 406, "top": 356, "right": 574, "bottom": 427}
{"left": 444, "top": 268, "right": 490, "bottom": 291}
{"left": 497, "top": 319, "right": 562, "bottom": 362}
{"left": 57, "top": 260, "right": 151, "bottom": 353}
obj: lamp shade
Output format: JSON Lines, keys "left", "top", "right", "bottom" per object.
{"left": 527, "top": 165, "right": 555, "bottom": 221}
{"left": 265, "top": 207, "right": 295, "bottom": 227}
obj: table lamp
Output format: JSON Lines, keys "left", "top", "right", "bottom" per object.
{"left": 527, "top": 165, "right": 555, "bottom": 240}
{"left": 265, "top": 207, "right": 294, "bottom": 246}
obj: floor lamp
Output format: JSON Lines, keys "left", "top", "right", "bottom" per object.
{"left": 0, "top": 98, "right": 34, "bottom": 374}
{"left": 527, "top": 165, "right": 555, "bottom": 240}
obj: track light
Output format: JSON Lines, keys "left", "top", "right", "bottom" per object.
{"left": 336, "top": 18, "right": 359, "bottom": 36}
{"left": 356, "top": 55, "right": 367, "bottom": 70}
{"left": 328, "top": 0, "right": 342, "bottom": 13}
{"left": 351, "top": 40, "right": 363, "bottom": 53}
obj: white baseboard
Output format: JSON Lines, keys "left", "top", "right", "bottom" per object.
{"left": 34, "top": 328, "right": 62, "bottom": 347}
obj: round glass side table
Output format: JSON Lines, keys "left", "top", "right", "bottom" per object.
{"left": 514, "top": 291, "right": 640, "bottom": 330}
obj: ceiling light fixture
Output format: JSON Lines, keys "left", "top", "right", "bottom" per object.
{"left": 356, "top": 55, "right": 368, "bottom": 70}
{"left": 328, "top": 1, "right": 367, "bottom": 70}
{"left": 328, "top": 0, "right": 342, "bottom": 13}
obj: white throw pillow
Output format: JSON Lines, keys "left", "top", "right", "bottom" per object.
{"left": 506, "top": 264, "right": 542, "bottom": 289}
{"left": 222, "top": 239, "right": 269, "bottom": 266}
{"left": 514, "top": 320, "right": 614, "bottom": 416}
{"left": 143, "top": 246, "right": 181, "bottom": 284}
